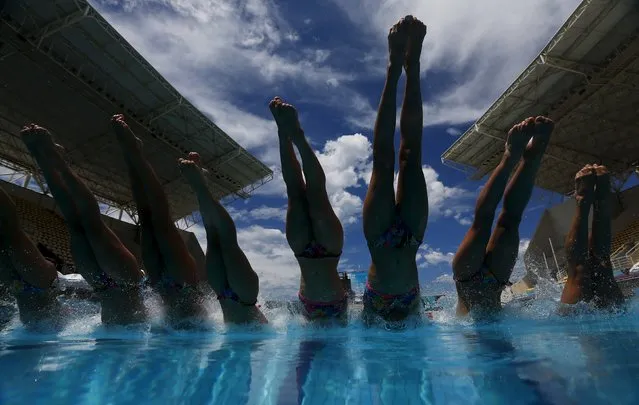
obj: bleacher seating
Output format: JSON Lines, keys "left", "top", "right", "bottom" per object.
{"left": 611, "top": 218, "right": 639, "bottom": 253}
{"left": 12, "top": 195, "right": 74, "bottom": 273}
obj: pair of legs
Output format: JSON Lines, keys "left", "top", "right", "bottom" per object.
{"left": 560, "top": 164, "right": 624, "bottom": 309}
{"left": 111, "top": 115, "right": 207, "bottom": 323}
{"left": 0, "top": 184, "right": 60, "bottom": 325}
{"left": 362, "top": 16, "right": 428, "bottom": 322}
{"left": 269, "top": 97, "right": 346, "bottom": 321}
{"left": 453, "top": 116, "right": 554, "bottom": 316}
{"left": 21, "top": 124, "right": 146, "bottom": 325}
{"left": 178, "top": 153, "right": 265, "bottom": 324}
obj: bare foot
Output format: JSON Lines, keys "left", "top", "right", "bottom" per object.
{"left": 269, "top": 97, "right": 302, "bottom": 140}
{"left": 505, "top": 117, "right": 534, "bottom": 157}
{"left": 388, "top": 16, "right": 410, "bottom": 66}
{"left": 405, "top": 16, "right": 427, "bottom": 68}
{"left": 20, "top": 124, "right": 55, "bottom": 149}
{"left": 575, "top": 164, "right": 596, "bottom": 202}
{"left": 178, "top": 152, "right": 207, "bottom": 184}
{"left": 525, "top": 116, "right": 554, "bottom": 157}
{"left": 111, "top": 114, "right": 143, "bottom": 149}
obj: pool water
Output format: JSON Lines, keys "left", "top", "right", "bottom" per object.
{"left": 1, "top": 292, "right": 639, "bottom": 405}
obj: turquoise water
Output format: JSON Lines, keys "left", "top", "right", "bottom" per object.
{"left": 1, "top": 291, "right": 639, "bottom": 405}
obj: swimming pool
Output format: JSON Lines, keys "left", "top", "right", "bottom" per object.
{"left": 1, "top": 291, "right": 638, "bottom": 405}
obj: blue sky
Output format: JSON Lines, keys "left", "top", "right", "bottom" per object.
{"left": 90, "top": 0, "right": 582, "bottom": 298}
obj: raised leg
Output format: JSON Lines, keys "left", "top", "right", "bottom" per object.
{"left": 269, "top": 98, "right": 314, "bottom": 255}
{"left": 362, "top": 18, "right": 408, "bottom": 243}
{"left": 589, "top": 165, "right": 624, "bottom": 308}
{"left": 21, "top": 124, "right": 142, "bottom": 285}
{"left": 124, "top": 159, "right": 165, "bottom": 285}
{"left": 561, "top": 165, "right": 595, "bottom": 305}
{"left": 111, "top": 115, "right": 198, "bottom": 286}
{"left": 292, "top": 126, "right": 344, "bottom": 254}
{"left": 179, "top": 153, "right": 259, "bottom": 304}
{"left": 0, "top": 184, "right": 57, "bottom": 289}
{"left": 396, "top": 16, "right": 428, "bottom": 242}
{"left": 271, "top": 97, "right": 344, "bottom": 254}
{"left": 452, "top": 119, "right": 534, "bottom": 282}
{"left": 485, "top": 116, "right": 554, "bottom": 283}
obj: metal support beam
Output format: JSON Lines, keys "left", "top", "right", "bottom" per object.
{"left": 539, "top": 54, "right": 600, "bottom": 77}
{"left": 212, "top": 147, "right": 242, "bottom": 169}
{"left": 28, "top": 7, "right": 91, "bottom": 47}
{"left": 144, "top": 98, "right": 184, "bottom": 124}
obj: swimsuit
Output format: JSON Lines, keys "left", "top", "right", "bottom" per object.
{"left": 217, "top": 287, "right": 257, "bottom": 306}
{"left": 294, "top": 242, "right": 345, "bottom": 318}
{"left": 295, "top": 241, "right": 341, "bottom": 259}
{"left": 11, "top": 279, "right": 48, "bottom": 295}
{"left": 370, "top": 216, "right": 422, "bottom": 249}
{"left": 454, "top": 264, "right": 512, "bottom": 289}
{"left": 298, "top": 292, "right": 348, "bottom": 319}
{"left": 363, "top": 282, "right": 420, "bottom": 317}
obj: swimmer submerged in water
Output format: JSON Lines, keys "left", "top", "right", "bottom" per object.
{"left": 269, "top": 97, "right": 347, "bottom": 322}
{"left": 0, "top": 183, "right": 61, "bottom": 326}
{"left": 453, "top": 116, "right": 554, "bottom": 317}
{"left": 21, "top": 124, "right": 147, "bottom": 325}
{"left": 560, "top": 164, "right": 624, "bottom": 311}
{"left": 111, "top": 115, "right": 207, "bottom": 326}
{"left": 179, "top": 152, "right": 266, "bottom": 324}
{"left": 362, "top": 15, "right": 428, "bottom": 323}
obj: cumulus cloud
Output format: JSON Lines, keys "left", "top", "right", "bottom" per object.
{"left": 417, "top": 244, "right": 455, "bottom": 268}
{"left": 332, "top": 0, "right": 582, "bottom": 127}
{"left": 255, "top": 133, "right": 372, "bottom": 226}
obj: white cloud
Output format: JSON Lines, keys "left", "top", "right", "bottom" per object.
{"left": 92, "top": 0, "right": 354, "bottom": 152}
{"left": 331, "top": 0, "right": 582, "bottom": 127}
{"left": 417, "top": 244, "right": 455, "bottom": 268}
{"left": 226, "top": 204, "right": 287, "bottom": 223}
{"left": 256, "top": 134, "right": 372, "bottom": 226}
{"left": 433, "top": 273, "right": 454, "bottom": 284}
{"left": 253, "top": 134, "right": 473, "bottom": 226}
{"left": 446, "top": 127, "right": 462, "bottom": 137}
{"left": 235, "top": 225, "right": 300, "bottom": 298}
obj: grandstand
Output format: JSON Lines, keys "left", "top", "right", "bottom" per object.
{"left": 441, "top": 0, "right": 639, "bottom": 287}
{"left": 0, "top": 0, "right": 271, "bottom": 275}
{"left": 0, "top": 0, "right": 273, "bottom": 226}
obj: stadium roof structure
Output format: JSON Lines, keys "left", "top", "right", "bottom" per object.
{"left": 441, "top": 0, "right": 639, "bottom": 195}
{"left": 0, "top": 0, "right": 273, "bottom": 223}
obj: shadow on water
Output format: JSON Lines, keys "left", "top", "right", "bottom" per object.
{"left": 276, "top": 335, "right": 358, "bottom": 405}
{"left": 457, "top": 328, "right": 576, "bottom": 405}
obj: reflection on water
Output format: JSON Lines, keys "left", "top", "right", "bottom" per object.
{"left": 1, "top": 292, "right": 639, "bottom": 404}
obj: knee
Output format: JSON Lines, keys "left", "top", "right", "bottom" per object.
{"left": 495, "top": 211, "right": 522, "bottom": 230}
{"left": 398, "top": 147, "right": 420, "bottom": 167}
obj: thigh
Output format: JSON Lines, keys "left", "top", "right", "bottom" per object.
{"left": 68, "top": 229, "right": 103, "bottom": 287}
{"left": 453, "top": 224, "right": 493, "bottom": 282}
{"left": 363, "top": 168, "right": 396, "bottom": 243}
{"left": 484, "top": 226, "right": 520, "bottom": 283}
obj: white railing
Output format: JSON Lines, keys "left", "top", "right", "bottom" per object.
{"left": 612, "top": 241, "right": 639, "bottom": 271}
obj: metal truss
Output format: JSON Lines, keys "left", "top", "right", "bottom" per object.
{"left": 442, "top": 1, "right": 639, "bottom": 195}
{"left": 175, "top": 214, "right": 197, "bottom": 231}
{"left": 0, "top": 0, "right": 273, "bottom": 222}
